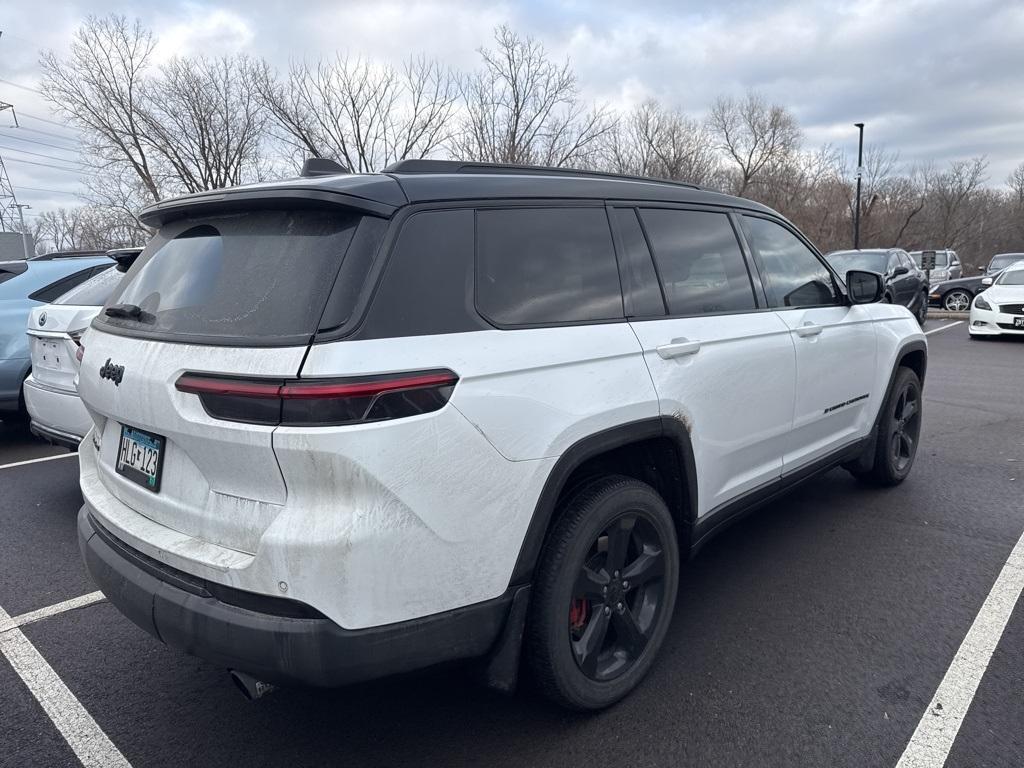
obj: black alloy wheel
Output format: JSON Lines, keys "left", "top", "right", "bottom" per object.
{"left": 527, "top": 476, "right": 679, "bottom": 710}
{"left": 569, "top": 513, "right": 666, "bottom": 681}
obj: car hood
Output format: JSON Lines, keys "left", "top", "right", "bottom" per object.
{"left": 981, "top": 285, "right": 1024, "bottom": 304}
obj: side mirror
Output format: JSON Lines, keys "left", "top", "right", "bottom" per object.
{"left": 847, "top": 270, "right": 884, "bottom": 304}
{"left": 981, "top": 277, "right": 993, "bottom": 287}
{"left": 893, "top": 265, "right": 909, "bottom": 276}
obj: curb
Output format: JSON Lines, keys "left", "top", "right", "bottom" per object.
{"left": 928, "top": 310, "right": 968, "bottom": 320}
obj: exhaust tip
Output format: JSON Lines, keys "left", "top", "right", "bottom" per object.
{"left": 229, "top": 669, "right": 276, "bottom": 701}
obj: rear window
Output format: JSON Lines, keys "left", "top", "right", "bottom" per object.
{"left": 55, "top": 265, "right": 120, "bottom": 306}
{"left": 476, "top": 208, "right": 623, "bottom": 325}
{"left": 98, "top": 210, "right": 370, "bottom": 343}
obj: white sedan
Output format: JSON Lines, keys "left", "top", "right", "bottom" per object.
{"left": 969, "top": 261, "right": 1024, "bottom": 339}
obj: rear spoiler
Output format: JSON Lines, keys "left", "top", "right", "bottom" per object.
{"left": 139, "top": 181, "right": 404, "bottom": 228}
{"left": 106, "top": 247, "right": 144, "bottom": 273}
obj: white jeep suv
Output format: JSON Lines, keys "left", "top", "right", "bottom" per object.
{"left": 77, "top": 160, "right": 927, "bottom": 710}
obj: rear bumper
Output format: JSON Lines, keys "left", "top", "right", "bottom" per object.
{"left": 23, "top": 376, "right": 91, "bottom": 442}
{"left": 78, "top": 506, "right": 514, "bottom": 687}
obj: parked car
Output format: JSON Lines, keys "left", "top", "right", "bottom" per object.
{"left": 24, "top": 249, "right": 143, "bottom": 449}
{"left": 0, "top": 253, "right": 115, "bottom": 420}
{"left": 909, "top": 249, "right": 961, "bottom": 283}
{"left": 969, "top": 261, "right": 1024, "bottom": 338}
{"left": 984, "top": 253, "right": 1024, "bottom": 276}
{"left": 928, "top": 274, "right": 991, "bottom": 311}
{"left": 824, "top": 248, "right": 929, "bottom": 323}
{"left": 77, "top": 160, "right": 927, "bottom": 711}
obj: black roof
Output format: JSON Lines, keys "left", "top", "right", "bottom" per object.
{"left": 139, "top": 160, "right": 776, "bottom": 227}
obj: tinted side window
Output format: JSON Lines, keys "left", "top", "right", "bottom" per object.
{"left": 476, "top": 208, "right": 623, "bottom": 325}
{"left": 887, "top": 254, "right": 900, "bottom": 273}
{"left": 639, "top": 208, "right": 756, "bottom": 315}
{"left": 742, "top": 216, "right": 839, "bottom": 308}
{"left": 358, "top": 209, "right": 488, "bottom": 339}
{"left": 29, "top": 267, "right": 99, "bottom": 303}
{"left": 610, "top": 207, "right": 665, "bottom": 317}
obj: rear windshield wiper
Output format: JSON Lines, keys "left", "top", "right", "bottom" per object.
{"left": 105, "top": 303, "right": 146, "bottom": 320}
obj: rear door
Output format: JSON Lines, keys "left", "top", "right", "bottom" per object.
{"left": 617, "top": 205, "right": 796, "bottom": 517}
{"left": 79, "top": 207, "right": 384, "bottom": 554}
{"left": 740, "top": 214, "right": 877, "bottom": 470}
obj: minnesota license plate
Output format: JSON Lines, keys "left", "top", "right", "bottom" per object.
{"left": 115, "top": 425, "right": 165, "bottom": 492}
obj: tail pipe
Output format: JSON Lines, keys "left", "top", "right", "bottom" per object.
{"left": 229, "top": 670, "right": 276, "bottom": 701}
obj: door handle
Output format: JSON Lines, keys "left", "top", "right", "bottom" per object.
{"left": 656, "top": 338, "right": 701, "bottom": 359}
{"left": 794, "top": 322, "right": 823, "bottom": 338}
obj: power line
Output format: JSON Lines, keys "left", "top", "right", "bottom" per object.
{"left": 2, "top": 125, "right": 81, "bottom": 145}
{"left": 0, "top": 131, "right": 80, "bottom": 153}
{"left": 4, "top": 156, "right": 84, "bottom": 173}
{"left": 17, "top": 185, "right": 82, "bottom": 197}
{"left": 19, "top": 111, "right": 76, "bottom": 130}
{"left": 0, "top": 77, "right": 39, "bottom": 94}
{"left": 0, "top": 143, "right": 85, "bottom": 165}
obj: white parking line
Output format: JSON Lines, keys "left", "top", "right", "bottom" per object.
{"left": 924, "top": 321, "right": 964, "bottom": 336}
{"left": 0, "top": 601, "right": 132, "bottom": 768}
{"left": 0, "top": 591, "right": 106, "bottom": 634}
{"left": 0, "top": 452, "right": 76, "bottom": 471}
{"left": 895, "top": 529, "right": 1024, "bottom": 767}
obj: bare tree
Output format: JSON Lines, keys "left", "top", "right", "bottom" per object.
{"left": 707, "top": 91, "right": 802, "bottom": 196}
{"left": 1008, "top": 162, "right": 1024, "bottom": 209}
{"left": 256, "top": 54, "right": 458, "bottom": 173}
{"left": 39, "top": 15, "right": 161, "bottom": 203}
{"left": 926, "top": 156, "right": 989, "bottom": 249}
{"left": 32, "top": 205, "right": 146, "bottom": 252}
{"left": 141, "top": 56, "right": 268, "bottom": 192}
{"left": 602, "top": 100, "right": 719, "bottom": 185}
{"left": 455, "top": 26, "right": 615, "bottom": 167}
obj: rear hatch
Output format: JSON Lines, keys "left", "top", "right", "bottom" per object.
{"left": 79, "top": 205, "right": 387, "bottom": 555}
{"left": 27, "top": 266, "right": 124, "bottom": 392}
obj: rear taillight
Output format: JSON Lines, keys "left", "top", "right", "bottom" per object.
{"left": 175, "top": 370, "right": 458, "bottom": 426}
{"left": 71, "top": 329, "right": 85, "bottom": 362}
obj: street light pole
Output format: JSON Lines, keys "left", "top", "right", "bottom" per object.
{"left": 14, "top": 203, "right": 31, "bottom": 259}
{"left": 854, "top": 122, "right": 864, "bottom": 249}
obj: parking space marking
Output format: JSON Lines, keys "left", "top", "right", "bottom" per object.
{"left": 924, "top": 321, "right": 963, "bottom": 336}
{"left": 896, "top": 528, "right": 1024, "bottom": 768}
{"left": 0, "top": 591, "right": 106, "bottom": 635}
{"left": 0, "top": 452, "right": 76, "bottom": 472}
{"left": 0, "top": 601, "right": 131, "bottom": 768}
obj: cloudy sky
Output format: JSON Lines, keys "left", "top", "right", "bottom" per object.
{"left": 2, "top": 0, "right": 1023, "bottom": 222}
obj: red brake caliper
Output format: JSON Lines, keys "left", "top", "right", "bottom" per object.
{"left": 569, "top": 597, "right": 589, "bottom": 632}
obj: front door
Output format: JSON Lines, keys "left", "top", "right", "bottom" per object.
{"left": 739, "top": 215, "right": 878, "bottom": 471}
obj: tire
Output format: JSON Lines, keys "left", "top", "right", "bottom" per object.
{"left": 915, "top": 293, "right": 928, "bottom": 324}
{"left": 849, "top": 367, "right": 923, "bottom": 486}
{"left": 526, "top": 476, "right": 679, "bottom": 711}
{"left": 943, "top": 290, "right": 972, "bottom": 312}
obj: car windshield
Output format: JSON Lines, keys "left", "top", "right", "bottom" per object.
{"left": 910, "top": 251, "right": 948, "bottom": 267}
{"left": 825, "top": 251, "right": 888, "bottom": 274}
{"left": 996, "top": 268, "right": 1024, "bottom": 286}
{"left": 989, "top": 254, "right": 1024, "bottom": 271}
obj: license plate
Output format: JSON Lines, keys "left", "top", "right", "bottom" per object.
{"left": 1015, "top": 318, "right": 1024, "bottom": 328}
{"left": 37, "top": 340, "right": 63, "bottom": 371}
{"left": 115, "top": 425, "right": 165, "bottom": 492}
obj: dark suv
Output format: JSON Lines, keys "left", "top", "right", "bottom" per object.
{"left": 825, "top": 248, "right": 929, "bottom": 323}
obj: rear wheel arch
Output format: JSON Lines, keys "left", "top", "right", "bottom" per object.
{"left": 509, "top": 417, "right": 697, "bottom": 586}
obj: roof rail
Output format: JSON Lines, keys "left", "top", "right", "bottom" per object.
{"left": 30, "top": 250, "right": 107, "bottom": 261}
{"left": 382, "top": 159, "right": 706, "bottom": 191}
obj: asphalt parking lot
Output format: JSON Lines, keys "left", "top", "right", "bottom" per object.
{"left": 1, "top": 318, "right": 1022, "bottom": 768}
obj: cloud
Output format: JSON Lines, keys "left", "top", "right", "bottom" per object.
{"left": 1, "top": 0, "right": 1022, "bottom": 215}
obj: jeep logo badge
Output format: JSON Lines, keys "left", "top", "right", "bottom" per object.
{"left": 99, "top": 358, "right": 125, "bottom": 386}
